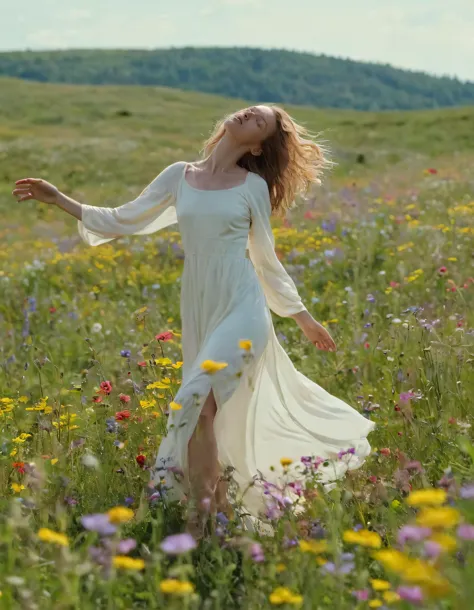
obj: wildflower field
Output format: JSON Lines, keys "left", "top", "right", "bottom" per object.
{"left": 1, "top": 78, "right": 474, "bottom": 609}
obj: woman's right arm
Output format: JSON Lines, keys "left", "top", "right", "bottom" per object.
{"left": 13, "top": 161, "right": 186, "bottom": 246}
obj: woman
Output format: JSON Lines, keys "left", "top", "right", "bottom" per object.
{"left": 12, "top": 104, "right": 375, "bottom": 534}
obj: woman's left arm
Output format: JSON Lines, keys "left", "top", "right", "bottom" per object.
{"left": 247, "top": 174, "right": 336, "bottom": 351}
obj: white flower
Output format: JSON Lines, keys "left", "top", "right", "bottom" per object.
{"left": 392, "top": 318, "right": 402, "bottom": 324}
{"left": 91, "top": 323, "right": 102, "bottom": 333}
{"left": 82, "top": 453, "right": 99, "bottom": 469}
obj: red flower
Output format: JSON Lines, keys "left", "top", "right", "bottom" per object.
{"left": 137, "top": 361, "right": 147, "bottom": 368}
{"left": 115, "top": 410, "right": 131, "bottom": 421}
{"left": 448, "top": 417, "right": 457, "bottom": 425}
{"left": 92, "top": 396, "right": 103, "bottom": 403}
{"left": 12, "top": 461, "right": 25, "bottom": 474}
{"left": 49, "top": 306, "right": 57, "bottom": 314}
{"left": 155, "top": 331, "right": 174, "bottom": 342}
{"left": 136, "top": 454, "right": 146, "bottom": 467}
{"left": 99, "top": 380, "right": 113, "bottom": 395}
{"left": 304, "top": 210, "right": 314, "bottom": 220}
{"left": 364, "top": 342, "right": 370, "bottom": 349}
{"left": 119, "top": 393, "right": 131, "bottom": 403}
{"left": 427, "top": 168, "right": 438, "bottom": 174}
{"left": 368, "top": 475, "right": 377, "bottom": 484}
{"left": 438, "top": 266, "right": 447, "bottom": 274}
{"left": 389, "top": 281, "right": 400, "bottom": 288}
{"left": 380, "top": 448, "right": 391, "bottom": 456}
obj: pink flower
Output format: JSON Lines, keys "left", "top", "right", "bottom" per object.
{"left": 438, "top": 266, "right": 447, "bottom": 274}
{"left": 380, "top": 448, "right": 391, "bottom": 456}
{"left": 155, "top": 331, "right": 174, "bottom": 342}
{"left": 119, "top": 393, "right": 131, "bottom": 403}
{"left": 99, "top": 381, "right": 113, "bottom": 395}
{"left": 397, "top": 586, "right": 423, "bottom": 604}
{"left": 457, "top": 524, "right": 474, "bottom": 540}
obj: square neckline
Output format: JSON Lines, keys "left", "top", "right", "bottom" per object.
{"left": 182, "top": 162, "right": 250, "bottom": 193}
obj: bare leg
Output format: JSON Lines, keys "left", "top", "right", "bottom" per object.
{"left": 186, "top": 390, "right": 221, "bottom": 535}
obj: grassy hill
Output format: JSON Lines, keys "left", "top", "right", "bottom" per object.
{"left": 1, "top": 47, "right": 474, "bottom": 111}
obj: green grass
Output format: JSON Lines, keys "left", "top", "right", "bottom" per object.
{"left": 0, "top": 77, "right": 474, "bottom": 609}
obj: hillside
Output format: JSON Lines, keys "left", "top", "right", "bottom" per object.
{"left": 1, "top": 47, "right": 474, "bottom": 111}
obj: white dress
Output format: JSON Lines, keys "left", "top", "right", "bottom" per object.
{"left": 78, "top": 161, "right": 375, "bottom": 519}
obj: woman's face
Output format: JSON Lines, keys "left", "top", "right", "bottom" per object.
{"left": 224, "top": 105, "right": 277, "bottom": 151}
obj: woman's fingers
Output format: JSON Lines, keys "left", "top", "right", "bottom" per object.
{"left": 15, "top": 178, "right": 41, "bottom": 185}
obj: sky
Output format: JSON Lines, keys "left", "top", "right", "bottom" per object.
{"left": 2, "top": 0, "right": 474, "bottom": 82}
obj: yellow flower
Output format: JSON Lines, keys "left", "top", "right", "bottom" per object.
{"left": 299, "top": 540, "right": 328, "bottom": 554}
{"left": 12, "top": 433, "right": 32, "bottom": 444}
{"left": 200, "top": 360, "right": 228, "bottom": 374}
{"left": 370, "top": 579, "right": 391, "bottom": 591}
{"left": 239, "top": 339, "right": 253, "bottom": 351}
{"left": 343, "top": 529, "right": 382, "bottom": 549}
{"left": 113, "top": 555, "right": 145, "bottom": 570}
{"left": 11, "top": 483, "right": 25, "bottom": 493}
{"left": 406, "top": 489, "right": 447, "bottom": 507}
{"left": 169, "top": 401, "right": 182, "bottom": 411}
{"left": 276, "top": 563, "right": 286, "bottom": 573}
{"left": 107, "top": 506, "right": 134, "bottom": 524}
{"left": 369, "top": 601, "right": 383, "bottom": 609}
{"left": 416, "top": 507, "right": 460, "bottom": 529}
{"left": 160, "top": 579, "right": 195, "bottom": 595}
{"left": 429, "top": 532, "right": 457, "bottom": 553}
{"left": 373, "top": 549, "right": 410, "bottom": 573}
{"left": 280, "top": 457, "right": 293, "bottom": 467}
{"left": 269, "top": 587, "right": 303, "bottom": 606}
{"left": 37, "top": 528, "right": 69, "bottom": 547}
{"left": 51, "top": 458, "right": 59, "bottom": 466}
{"left": 383, "top": 591, "right": 401, "bottom": 604}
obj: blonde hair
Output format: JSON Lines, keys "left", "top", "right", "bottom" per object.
{"left": 201, "top": 104, "right": 333, "bottom": 216}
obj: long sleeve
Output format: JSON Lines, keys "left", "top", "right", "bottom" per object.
{"left": 247, "top": 173, "right": 308, "bottom": 317}
{"left": 77, "top": 161, "right": 185, "bottom": 246}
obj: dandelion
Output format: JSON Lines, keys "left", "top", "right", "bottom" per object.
{"left": 343, "top": 529, "right": 382, "bottom": 548}
{"left": 269, "top": 587, "right": 303, "bottom": 606}
{"left": 160, "top": 579, "right": 195, "bottom": 595}
{"left": 37, "top": 528, "right": 69, "bottom": 547}
{"left": 200, "top": 359, "right": 228, "bottom": 374}
{"left": 416, "top": 507, "right": 460, "bottom": 529}
{"left": 370, "top": 579, "right": 391, "bottom": 591}
{"left": 112, "top": 555, "right": 145, "bottom": 570}
{"left": 406, "top": 488, "right": 447, "bottom": 507}
{"left": 107, "top": 506, "right": 134, "bottom": 524}
{"left": 368, "top": 601, "right": 382, "bottom": 609}
{"left": 11, "top": 483, "right": 25, "bottom": 493}
{"left": 299, "top": 540, "right": 328, "bottom": 554}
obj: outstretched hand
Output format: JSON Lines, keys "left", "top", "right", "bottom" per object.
{"left": 12, "top": 177, "right": 59, "bottom": 205}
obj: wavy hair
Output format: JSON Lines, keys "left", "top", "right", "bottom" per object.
{"left": 200, "top": 104, "right": 333, "bottom": 216}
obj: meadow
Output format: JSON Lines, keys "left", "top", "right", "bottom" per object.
{"left": 0, "top": 78, "right": 474, "bottom": 609}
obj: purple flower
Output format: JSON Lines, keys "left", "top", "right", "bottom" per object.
{"left": 399, "top": 391, "right": 416, "bottom": 404}
{"left": 460, "top": 484, "right": 474, "bottom": 499}
{"left": 81, "top": 513, "right": 117, "bottom": 536}
{"left": 397, "top": 586, "right": 423, "bottom": 604}
{"left": 352, "top": 589, "right": 369, "bottom": 601}
{"left": 249, "top": 542, "right": 265, "bottom": 562}
{"left": 117, "top": 538, "right": 137, "bottom": 554}
{"left": 120, "top": 349, "right": 131, "bottom": 358}
{"left": 424, "top": 540, "right": 442, "bottom": 558}
{"left": 457, "top": 524, "right": 474, "bottom": 540}
{"left": 397, "top": 525, "right": 431, "bottom": 546}
{"left": 160, "top": 533, "right": 197, "bottom": 555}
